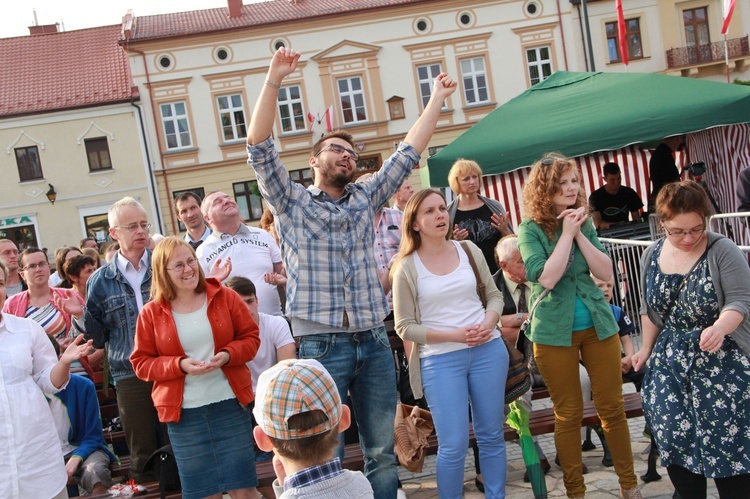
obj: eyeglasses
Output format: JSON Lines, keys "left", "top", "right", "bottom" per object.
{"left": 662, "top": 225, "right": 706, "bottom": 238}
{"left": 315, "top": 143, "right": 360, "bottom": 161}
{"left": 23, "top": 261, "right": 49, "bottom": 271}
{"left": 113, "top": 223, "right": 152, "bottom": 232}
{"left": 166, "top": 257, "right": 199, "bottom": 273}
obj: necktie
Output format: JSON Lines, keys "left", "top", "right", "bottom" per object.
{"left": 188, "top": 240, "right": 202, "bottom": 250}
{"left": 517, "top": 283, "right": 528, "bottom": 313}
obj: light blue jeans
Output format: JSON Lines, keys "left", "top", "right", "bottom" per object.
{"left": 421, "top": 338, "right": 508, "bottom": 499}
{"left": 299, "top": 326, "right": 398, "bottom": 499}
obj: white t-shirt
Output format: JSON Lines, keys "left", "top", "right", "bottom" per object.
{"left": 414, "top": 241, "right": 500, "bottom": 358}
{"left": 247, "top": 313, "right": 295, "bottom": 393}
{"left": 197, "top": 225, "right": 283, "bottom": 316}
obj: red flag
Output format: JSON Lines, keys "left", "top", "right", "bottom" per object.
{"left": 323, "top": 105, "right": 334, "bottom": 132}
{"left": 616, "top": 0, "right": 628, "bottom": 65}
{"left": 722, "top": 0, "right": 737, "bottom": 35}
{"left": 306, "top": 111, "right": 316, "bottom": 133}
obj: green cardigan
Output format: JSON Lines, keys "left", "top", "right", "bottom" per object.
{"left": 392, "top": 240, "right": 505, "bottom": 399}
{"left": 517, "top": 218, "right": 618, "bottom": 346}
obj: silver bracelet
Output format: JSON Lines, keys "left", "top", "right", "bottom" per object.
{"left": 265, "top": 79, "right": 281, "bottom": 89}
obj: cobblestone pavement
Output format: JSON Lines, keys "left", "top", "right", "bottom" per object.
{"left": 399, "top": 386, "right": 719, "bottom": 498}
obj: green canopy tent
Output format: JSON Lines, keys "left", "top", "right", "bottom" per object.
{"left": 427, "top": 71, "right": 750, "bottom": 187}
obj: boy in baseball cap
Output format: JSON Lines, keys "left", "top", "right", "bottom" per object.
{"left": 252, "top": 359, "right": 373, "bottom": 498}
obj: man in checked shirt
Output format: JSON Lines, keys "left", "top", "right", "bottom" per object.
{"left": 246, "top": 47, "right": 456, "bottom": 498}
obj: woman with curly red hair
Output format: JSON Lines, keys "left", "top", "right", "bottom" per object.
{"left": 517, "top": 155, "right": 640, "bottom": 499}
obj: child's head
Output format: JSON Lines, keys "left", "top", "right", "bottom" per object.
{"left": 252, "top": 359, "right": 350, "bottom": 465}
{"left": 592, "top": 274, "right": 614, "bottom": 303}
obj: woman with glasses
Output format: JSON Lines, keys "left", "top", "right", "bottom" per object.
{"left": 392, "top": 188, "right": 508, "bottom": 499}
{"left": 517, "top": 155, "right": 640, "bottom": 499}
{"left": 447, "top": 159, "right": 513, "bottom": 274}
{"left": 3, "top": 247, "right": 85, "bottom": 346}
{"left": 632, "top": 181, "right": 750, "bottom": 498}
{"left": 131, "top": 237, "right": 261, "bottom": 499}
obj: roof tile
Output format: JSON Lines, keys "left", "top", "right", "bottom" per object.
{"left": 128, "top": 0, "right": 431, "bottom": 41}
{"left": 0, "top": 25, "right": 134, "bottom": 118}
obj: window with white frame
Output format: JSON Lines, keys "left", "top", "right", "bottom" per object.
{"left": 337, "top": 76, "right": 367, "bottom": 124}
{"left": 526, "top": 46, "right": 552, "bottom": 86}
{"left": 277, "top": 85, "right": 306, "bottom": 133}
{"left": 460, "top": 57, "right": 490, "bottom": 105}
{"left": 416, "top": 63, "right": 445, "bottom": 109}
{"left": 217, "top": 94, "right": 246, "bottom": 141}
{"left": 160, "top": 102, "right": 192, "bottom": 150}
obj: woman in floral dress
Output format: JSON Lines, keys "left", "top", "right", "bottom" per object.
{"left": 632, "top": 181, "right": 750, "bottom": 499}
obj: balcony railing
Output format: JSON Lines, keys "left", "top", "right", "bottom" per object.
{"left": 666, "top": 35, "right": 749, "bottom": 68}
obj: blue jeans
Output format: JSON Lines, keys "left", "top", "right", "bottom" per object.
{"left": 421, "top": 338, "right": 508, "bottom": 499}
{"left": 299, "top": 326, "right": 398, "bottom": 499}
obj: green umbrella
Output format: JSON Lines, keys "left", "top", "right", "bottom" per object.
{"left": 507, "top": 400, "right": 548, "bottom": 499}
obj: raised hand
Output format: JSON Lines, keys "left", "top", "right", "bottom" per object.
{"left": 264, "top": 272, "right": 287, "bottom": 287}
{"left": 432, "top": 72, "right": 457, "bottom": 99}
{"left": 268, "top": 47, "right": 300, "bottom": 83}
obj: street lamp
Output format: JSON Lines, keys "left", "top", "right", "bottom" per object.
{"left": 46, "top": 184, "right": 57, "bottom": 205}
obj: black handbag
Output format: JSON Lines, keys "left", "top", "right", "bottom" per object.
{"left": 145, "top": 445, "right": 181, "bottom": 499}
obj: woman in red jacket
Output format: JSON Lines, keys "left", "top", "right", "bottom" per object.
{"left": 131, "top": 237, "right": 260, "bottom": 499}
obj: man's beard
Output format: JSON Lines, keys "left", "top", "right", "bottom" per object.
{"left": 321, "top": 164, "right": 353, "bottom": 189}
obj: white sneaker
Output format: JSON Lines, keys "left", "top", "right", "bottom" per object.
{"left": 397, "top": 488, "right": 407, "bottom": 499}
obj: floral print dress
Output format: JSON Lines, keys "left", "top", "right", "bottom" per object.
{"left": 642, "top": 239, "right": 750, "bottom": 478}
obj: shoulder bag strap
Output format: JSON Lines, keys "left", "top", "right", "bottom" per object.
{"left": 662, "top": 238, "right": 718, "bottom": 320}
{"left": 459, "top": 241, "right": 487, "bottom": 308}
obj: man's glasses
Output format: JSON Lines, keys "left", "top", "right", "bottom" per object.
{"left": 662, "top": 225, "right": 706, "bottom": 238}
{"left": 316, "top": 143, "right": 360, "bottom": 161}
{"left": 23, "top": 261, "right": 49, "bottom": 271}
{"left": 167, "top": 257, "right": 199, "bottom": 273}
{"left": 113, "top": 223, "right": 152, "bottom": 232}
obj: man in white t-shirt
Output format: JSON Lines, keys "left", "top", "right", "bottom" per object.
{"left": 196, "top": 191, "right": 286, "bottom": 316}
{"left": 225, "top": 276, "right": 296, "bottom": 393}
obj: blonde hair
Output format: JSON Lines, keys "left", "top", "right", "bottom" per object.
{"left": 447, "top": 159, "right": 482, "bottom": 195}
{"left": 523, "top": 154, "right": 587, "bottom": 240}
{"left": 150, "top": 236, "right": 206, "bottom": 304}
{"left": 390, "top": 188, "right": 452, "bottom": 278}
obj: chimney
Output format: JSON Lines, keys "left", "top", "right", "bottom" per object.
{"left": 29, "top": 23, "right": 59, "bottom": 35}
{"left": 228, "top": 0, "right": 242, "bottom": 18}
{"left": 122, "top": 10, "right": 135, "bottom": 41}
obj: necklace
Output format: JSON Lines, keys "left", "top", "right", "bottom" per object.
{"left": 671, "top": 242, "right": 696, "bottom": 274}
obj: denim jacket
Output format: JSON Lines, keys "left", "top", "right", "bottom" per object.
{"left": 84, "top": 251, "right": 152, "bottom": 382}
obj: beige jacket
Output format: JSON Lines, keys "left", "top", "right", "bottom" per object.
{"left": 392, "top": 240, "right": 504, "bottom": 399}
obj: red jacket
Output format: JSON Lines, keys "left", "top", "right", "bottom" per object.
{"left": 131, "top": 278, "right": 260, "bottom": 422}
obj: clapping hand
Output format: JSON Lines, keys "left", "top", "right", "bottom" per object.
{"left": 264, "top": 272, "right": 287, "bottom": 287}
{"left": 490, "top": 213, "right": 511, "bottom": 235}
{"left": 208, "top": 257, "right": 232, "bottom": 281}
{"left": 54, "top": 289, "right": 83, "bottom": 320}
{"left": 453, "top": 224, "right": 470, "bottom": 241}
{"left": 60, "top": 335, "right": 93, "bottom": 365}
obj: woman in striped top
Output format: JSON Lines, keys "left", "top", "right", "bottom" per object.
{"left": 2, "top": 247, "right": 83, "bottom": 346}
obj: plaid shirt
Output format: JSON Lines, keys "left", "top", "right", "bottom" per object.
{"left": 284, "top": 458, "right": 343, "bottom": 490}
{"left": 248, "top": 138, "right": 419, "bottom": 330}
{"left": 374, "top": 207, "right": 403, "bottom": 273}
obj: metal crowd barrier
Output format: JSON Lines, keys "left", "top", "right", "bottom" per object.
{"left": 708, "top": 212, "right": 750, "bottom": 248}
